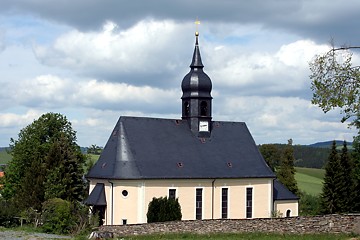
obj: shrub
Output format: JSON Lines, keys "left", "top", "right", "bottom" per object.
{"left": 41, "top": 198, "right": 76, "bottom": 234}
{"left": 0, "top": 198, "right": 20, "bottom": 227}
{"left": 299, "top": 191, "right": 321, "bottom": 216}
{"left": 147, "top": 197, "right": 182, "bottom": 223}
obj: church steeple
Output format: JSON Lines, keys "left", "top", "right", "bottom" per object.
{"left": 181, "top": 31, "right": 213, "bottom": 137}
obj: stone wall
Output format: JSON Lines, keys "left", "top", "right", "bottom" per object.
{"left": 99, "top": 214, "right": 360, "bottom": 237}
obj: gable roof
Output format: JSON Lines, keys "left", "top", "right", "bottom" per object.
{"left": 273, "top": 179, "right": 299, "bottom": 200}
{"left": 87, "top": 116, "right": 275, "bottom": 180}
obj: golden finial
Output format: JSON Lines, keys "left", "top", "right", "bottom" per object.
{"left": 195, "top": 17, "right": 200, "bottom": 36}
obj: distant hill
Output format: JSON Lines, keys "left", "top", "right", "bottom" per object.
{"left": 308, "top": 140, "right": 353, "bottom": 149}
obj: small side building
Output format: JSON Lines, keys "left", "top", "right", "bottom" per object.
{"left": 85, "top": 32, "right": 299, "bottom": 225}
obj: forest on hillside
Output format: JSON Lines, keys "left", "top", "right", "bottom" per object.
{"left": 258, "top": 142, "right": 350, "bottom": 169}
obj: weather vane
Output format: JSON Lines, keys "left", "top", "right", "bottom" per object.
{"left": 195, "top": 17, "right": 200, "bottom": 36}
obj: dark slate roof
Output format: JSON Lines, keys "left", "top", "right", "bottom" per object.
{"left": 273, "top": 180, "right": 299, "bottom": 200}
{"left": 85, "top": 183, "right": 107, "bottom": 206}
{"left": 86, "top": 116, "right": 275, "bottom": 180}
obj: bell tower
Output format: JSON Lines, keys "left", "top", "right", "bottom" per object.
{"left": 181, "top": 31, "right": 213, "bottom": 137}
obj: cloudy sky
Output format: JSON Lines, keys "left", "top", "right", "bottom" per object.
{"left": 1, "top": 0, "right": 359, "bottom": 147}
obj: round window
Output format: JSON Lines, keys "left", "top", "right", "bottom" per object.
{"left": 122, "top": 190, "right": 128, "bottom": 197}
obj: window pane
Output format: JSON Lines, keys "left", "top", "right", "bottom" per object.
{"left": 169, "top": 189, "right": 176, "bottom": 200}
{"left": 196, "top": 189, "right": 202, "bottom": 220}
{"left": 246, "top": 188, "right": 252, "bottom": 218}
{"left": 222, "top": 188, "right": 228, "bottom": 219}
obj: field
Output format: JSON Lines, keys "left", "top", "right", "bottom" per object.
{"left": 0, "top": 150, "right": 11, "bottom": 164}
{"left": 295, "top": 167, "right": 325, "bottom": 196}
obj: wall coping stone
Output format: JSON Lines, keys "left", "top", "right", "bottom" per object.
{"left": 99, "top": 214, "right": 360, "bottom": 237}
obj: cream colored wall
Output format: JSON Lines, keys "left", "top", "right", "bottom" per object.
{"left": 89, "top": 178, "right": 277, "bottom": 225}
{"left": 274, "top": 200, "right": 299, "bottom": 217}
{"left": 212, "top": 179, "right": 273, "bottom": 219}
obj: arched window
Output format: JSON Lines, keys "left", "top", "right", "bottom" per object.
{"left": 184, "top": 101, "right": 190, "bottom": 116}
{"left": 200, "top": 101, "right": 207, "bottom": 116}
{"left": 286, "top": 209, "right": 291, "bottom": 217}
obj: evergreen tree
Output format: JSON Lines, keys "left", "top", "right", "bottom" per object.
{"left": 352, "top": 121, "right": 360, "bottom": 212}
{"left": 2, "top": 113, "right": 86, "bottom": 211}
{"left": 147, "top": 197, "right": 182, "bottom": 223}
{"left": 320, "top": 141, "right": 344, "bottom": 213}
{"left": 258, "top": 144, "right": 280, "bottom": 172}
{"left": 276, "top": 139, "right": 299, "bottom": 195}
{"left": 339, "top": 141, "right": 354, "bottom": 212}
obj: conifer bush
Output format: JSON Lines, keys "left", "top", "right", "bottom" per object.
{"left": 147, "top": 197, "right": 182, "bottom": 223}
{"left": 41, "top": 198, "right": 76, "bottom": 234}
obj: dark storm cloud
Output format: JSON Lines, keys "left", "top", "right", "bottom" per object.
{"left": 3, "top": 0, "right": 360, "bottom": 44}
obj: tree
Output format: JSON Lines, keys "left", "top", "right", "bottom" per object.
{"left": 310, "top": 42, "right": 360, "bottom": 212}
{"left": 276, "top": 139, "right": 299, "bottom": 196}
{"left": 2, "top": 113, "right": 86, "bottom": 211}
{"left": 258, "top": 144, "right": 281, "bottom": 171}
{"left": 320, "top": 141, "right": 344, "bottom": 214}
{"left": 352, "top": 123, "right": 360, "bottom": 212}
{"left": 147, "top": 197, "right": 182, "bottom": 223}
{"left": 87, "top": 144, "right": 102, "bottom": 155}
{"left": 339, "top": 141, "right": 354, "bottom": 212}
{"left": 309, "top": 44, "right": 360, "bottom": 125}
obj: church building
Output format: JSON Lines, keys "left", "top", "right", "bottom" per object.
{"left": 85, "top": 31, "right": 299, "bottom": 225}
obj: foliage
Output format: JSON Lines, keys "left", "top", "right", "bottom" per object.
{"left": 339, "top": 141, "right": 355, "bottom": 212}
{"left": 299, "top": 191, "right": 321, "bottom": 216}
{"left": 320, "top": 141, "right": 345, "bottom": 213}
{"left": 259, "top": 144, "right": 331, "bottom": 170}
{"left": 271, "top": 210, "right": 283, "bottom": 218}
{"left": 276, "top": 139, "right": 299, "bottom": 195}
{"left": 20, "top": 208, "right": 41, "bottom": 228}
{"left": 2, "top": 112, "right": 86, "bottom": 211}
{"left": 41, "top": 198, "right": 92, "bottom": 235}
{"left": 292, "top": 145, "right": 331, "bottom": 169}
{"left": 309, "top": 45, "right": 360, "bottom": 125}
{"left": 41, "top": 198, "right": 75, "bottom": 234}
{"left": 87, "top": 144, "right": 103, "bottom": 155}
{"left": 258, "top": 144, "right": 280, "bottom": 171}
{"left": 147, "top": 197, "right": 182, "bottom": 223}
{"left": 352, "top": 123, "right": 360, "bottom": 212}
{"left": 0, "top": 198, "right": 20, "bottom": 227}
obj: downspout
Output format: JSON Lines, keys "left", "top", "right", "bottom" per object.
{"left": 108, "top": 180, "right": 114, "bottom": 225}
{"left": 211, "top": 179, "right": 216, "bottom": 219}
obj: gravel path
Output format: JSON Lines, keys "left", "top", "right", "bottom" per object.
{"left": 0, "top": 230, "right": 72, "bottom": 240}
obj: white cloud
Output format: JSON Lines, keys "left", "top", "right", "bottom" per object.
{"left": 33, "top": 20, "right": 190, "bottom": 77}
{"left": 0, "top": 110, "right": 42, "bottom": 128}
{"left": 207, "top": 40, "right": 330, "bottom": 97}
{"left": 5, "top": 73, "right": 179, "bottom": 113}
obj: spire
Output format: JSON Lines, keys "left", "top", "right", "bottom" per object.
{"left": 190, "top": 31, "right": 204, "bottom": 68}
{"left": 181, "top": 22, "right": 213, "bottom": 136}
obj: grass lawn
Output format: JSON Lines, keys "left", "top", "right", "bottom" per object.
{"left": 117, "top": 232, "right": 357, "bottom": 240}
{"left": 89, "top": 153, "right": 100, "bottom": 162}
{"left": 295, "top": 167, "right": 325, "bottom": 196}
{"left": 0, "top": 150, "right": 11, "bottom": 164}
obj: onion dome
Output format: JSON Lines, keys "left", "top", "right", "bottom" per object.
{"left": 181, "top": 32, "right": 212, "bottom": 99}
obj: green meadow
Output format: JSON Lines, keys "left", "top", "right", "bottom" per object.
{"left": 0, "top": 150, "right": 11, "bottom": 165}
{"left": 295, "top": 167, "right": 325, "bottom": 196}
